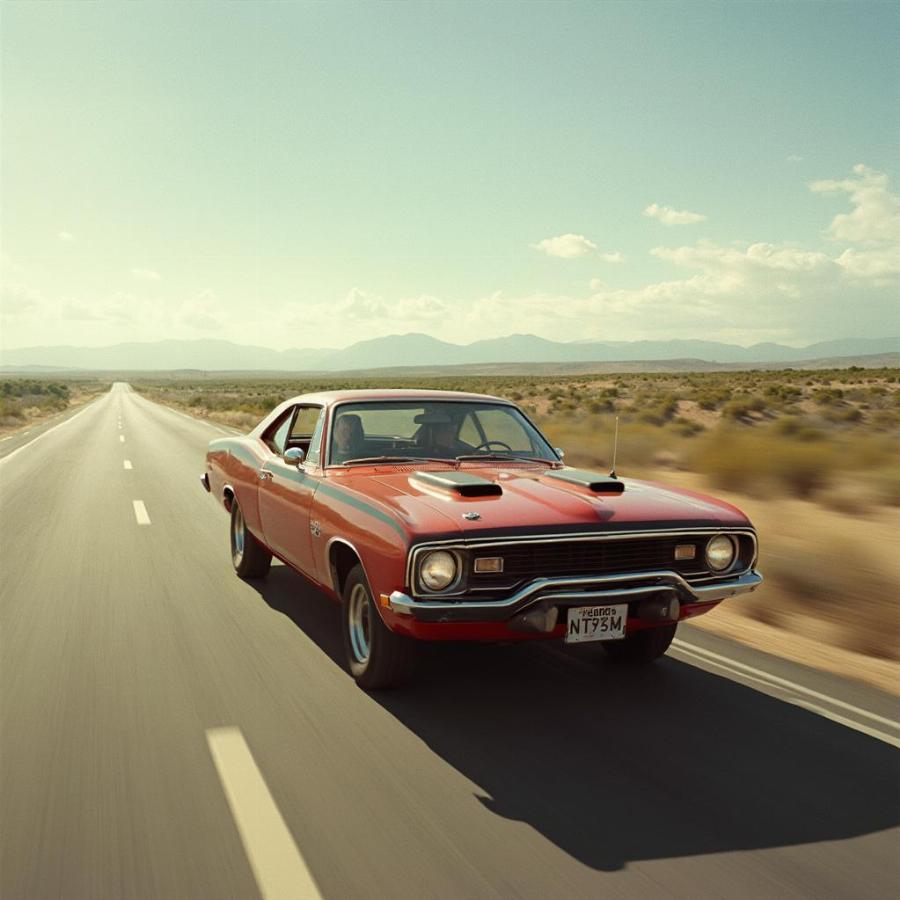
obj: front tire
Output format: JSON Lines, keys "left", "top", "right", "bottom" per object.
{"left": 342, "top": 564, "right": 416, "bottom": 689}
{"left": 230, "top": 500, "right": 272, "bottom": 579}
{"left": 602, "top": 623, "right": 677, "bottom": 664}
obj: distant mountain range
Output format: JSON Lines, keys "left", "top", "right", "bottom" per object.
{"left": 1, "top": 334, "right": 898, "bottom": 372}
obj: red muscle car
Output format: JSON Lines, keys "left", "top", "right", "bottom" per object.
{"left": 202, "top": 390, "right": 762, "bottom": 689}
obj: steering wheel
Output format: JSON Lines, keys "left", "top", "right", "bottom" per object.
{"left": 472, "top": 440, "right": 513, "bottom": 452}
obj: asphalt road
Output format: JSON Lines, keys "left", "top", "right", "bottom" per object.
{"left": 1, "top": 383, "right": 898, "bottom": 900}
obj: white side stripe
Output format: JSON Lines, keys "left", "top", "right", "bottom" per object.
{"left": 207, "top": 727, "right": 323, "bottom": 900}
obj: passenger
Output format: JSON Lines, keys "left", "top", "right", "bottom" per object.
{"left": 332, "top": 413, "right": 365, "bottom": 463}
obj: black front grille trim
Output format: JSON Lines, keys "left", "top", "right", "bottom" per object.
{"left": 467, "top": 536, "right": 714, "bottom": 595}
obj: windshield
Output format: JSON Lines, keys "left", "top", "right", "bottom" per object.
{"left": 328, "top": 400, "right": 558, "bottom": 466}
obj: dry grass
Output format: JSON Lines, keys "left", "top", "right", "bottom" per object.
{"left": 663, "top": 470, "right": 900, "bottom": 693}
{"left": 0, "top": 378, "right": 110, "bottom": 433}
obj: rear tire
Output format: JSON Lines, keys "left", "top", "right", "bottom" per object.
{"left": 342, "top": 564, "right": 416, "bottom": 690}
{"left": 602, "top": 623, "right": 677, "bottom": 664}
{"left": 230, "top": 500, "right": 272, "bottom": 579}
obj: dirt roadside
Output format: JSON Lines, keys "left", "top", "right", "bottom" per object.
{"left": 658, "top": 470, "right": 900, "bottom": 697}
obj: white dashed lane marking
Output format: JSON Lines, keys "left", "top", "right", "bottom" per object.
{"left": 207, "top": 727, "right": 323, "bottom": 900}
{"left": 132, "top": 500, "right": 151, "bottom": 525}
{"left": 119, "top": 435, "right": 125, "bottom": 443}
{"left": 123, "top": 460, "right": 133, "bottom": 470}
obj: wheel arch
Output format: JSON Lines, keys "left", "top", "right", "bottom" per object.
{"left": 222, "top": 483, "right": 236, "bottom": 512}
{"left": 328, "top": 538, "right": 369, "bottom": 599}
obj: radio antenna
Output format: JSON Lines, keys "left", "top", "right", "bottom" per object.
{"left": 609, "top": 416, "right": 619, "bottom": 479}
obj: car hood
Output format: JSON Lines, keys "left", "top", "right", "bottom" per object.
{"left": 332, "top": 465, "right": 752, "bottom": 540}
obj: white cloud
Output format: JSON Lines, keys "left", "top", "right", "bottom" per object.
{"left": 787, "top": 155, "right": 804, "bottom": 163}
{"left": 809, "top": 164, "right": 900, "bottom": 243}
{"left": 0, "top": 283, "right": 43, "bottom": 317}
{"left": 532, "top": 233, "right": 598, "bottom": 258}
{"left": 179, "top": 289, "right": 222, "bottom": 331}
{"left": 58, "top": 231, "right": 75, "bottom": 242}
{"left": 335, "top": 287, "right": 451, "bottom": 322}
{"left": 131, "top": 268, "right": 161, "bottom": 280}
{"left": 599, "top": 251, "right": 625, "bottom": 263}
{"left": 5, "top": 164, "right": 897, "bottom": 351}
{"left": 643, "top": 203, "right": 707, "bottom": 225}
{"left": 835, "top": 245, "right": 900, "bottom": 280}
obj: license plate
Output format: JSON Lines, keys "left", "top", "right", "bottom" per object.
{"left": 565, "top": 604, "right": 628, "bottom": 643}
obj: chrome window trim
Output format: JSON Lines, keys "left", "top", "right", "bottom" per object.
{"left": 406, "top": 527, "right": 758, "bottom": 599}
{"left": 323, "top": 396, "right": 559, "bottom": 468}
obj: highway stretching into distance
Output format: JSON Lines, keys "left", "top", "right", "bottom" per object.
{"left": 1, "top": 383, "right": 898, "bottom": 900}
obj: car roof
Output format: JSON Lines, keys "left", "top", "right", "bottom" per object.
{"left": 285, "top": 389, "right": 514, "bottom": 407}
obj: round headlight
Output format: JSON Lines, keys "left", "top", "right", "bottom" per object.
{"left": 419, "top": 550, "right": 458, "bottom": 591}
{"left": 706, "top": 535, "right": 736, "bottom": 572}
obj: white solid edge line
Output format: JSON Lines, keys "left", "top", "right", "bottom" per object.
{"left": 171, "top": 406, "right": 234, "bottom": 435}
{"left": 785, "top": 698, "right": 900, "bottom": 749}
{"left": 672, "top": 646, "right": 900, "bottom": 746}
{"left": 206, "top": 727, "right": 323, "bottom": 900}
{"left": 0, "top": 399, "right": 100, "bottom": 466}
{"left": 133, "top": 391, "right": 236, "bottom": 434}
{"left": 123, "top": 460, "right": 133, "bottom": 470}
{"left": 673, "top": 639, "right": 900, "bottom": 730}
{"left": 132, "top": 500, "right": 151, "bottom": 525}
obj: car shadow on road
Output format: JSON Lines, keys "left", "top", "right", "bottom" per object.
{"left": 255, "top": 564, "right": 900, "bottom": 873}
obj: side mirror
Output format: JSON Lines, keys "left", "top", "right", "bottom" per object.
{"left": 554, "top": 447, "right": 565, "bottom": 460}
{"left": 283, "top": 447, "right": 305, "bottom": 467}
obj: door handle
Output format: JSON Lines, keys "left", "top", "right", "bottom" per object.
{"left": 258, "top": 470, "right": 273, "bottom": 482}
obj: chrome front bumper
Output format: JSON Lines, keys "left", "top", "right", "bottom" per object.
{"left": 388, "top": 569, "right": 763, "bottom": 623}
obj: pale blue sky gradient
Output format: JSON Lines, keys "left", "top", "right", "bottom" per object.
{"left": 2, "top": 2, "right": 898, "bottom": 350}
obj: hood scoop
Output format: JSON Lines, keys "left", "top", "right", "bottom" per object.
{"left": 410, "top": 471, "right": 503, "bottom": 497}
{"left": 543, "top": 468, "right": 625, "bottom": 494}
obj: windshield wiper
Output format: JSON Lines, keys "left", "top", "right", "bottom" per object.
{"left": 338, "top": 455, "right": 454, "bottom": 466}
{"left": 454, "top": 453, "right": 555, "bottom": 465}
{"left": 339, "top": 456, "right": 419, "bottom": 466}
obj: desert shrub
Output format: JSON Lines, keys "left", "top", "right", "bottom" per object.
{"left": 870, "top": 409, "right": 900, "bottom": 430}
{"left": 722, "top": 395, "right": 766, "bottom": 422}
{"left": 688, "top": 427, "right": 836, "bottom": 497}
{"left": 864, "top": 467, "right": 900, "bottom": 506}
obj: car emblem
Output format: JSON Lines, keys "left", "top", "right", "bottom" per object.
{"left": 309, "top": 520, "right": 322, "bottom": 537}
{"left": 463, "top": 512, "right": 481, "bottom": 521}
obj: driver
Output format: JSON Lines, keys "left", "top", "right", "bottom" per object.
{"left": 425, "top": 418, "right": 474, "bottom": 456}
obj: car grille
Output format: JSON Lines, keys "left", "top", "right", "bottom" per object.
{"left": 466, "top": 536, "right": 710, "bottom": 592}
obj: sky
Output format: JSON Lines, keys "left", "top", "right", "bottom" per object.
{"left": 1, "top": 1, "right": 898, "bottom": 352}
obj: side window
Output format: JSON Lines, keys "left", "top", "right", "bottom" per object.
{"left": 290, "top": 406, "right": 321, "bottom": 440}
{"left": 265, "top": 408, "right": 295, "bottom": 454}
{"left": 305, "top": 409, "right": 326, "bottom": 467}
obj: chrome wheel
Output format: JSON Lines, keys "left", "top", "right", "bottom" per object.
{"left": 347, "top": 583, "right": 371, "bottom": 665}
{"left": 231, "top": 504, "right": 245, "bottom": 567}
